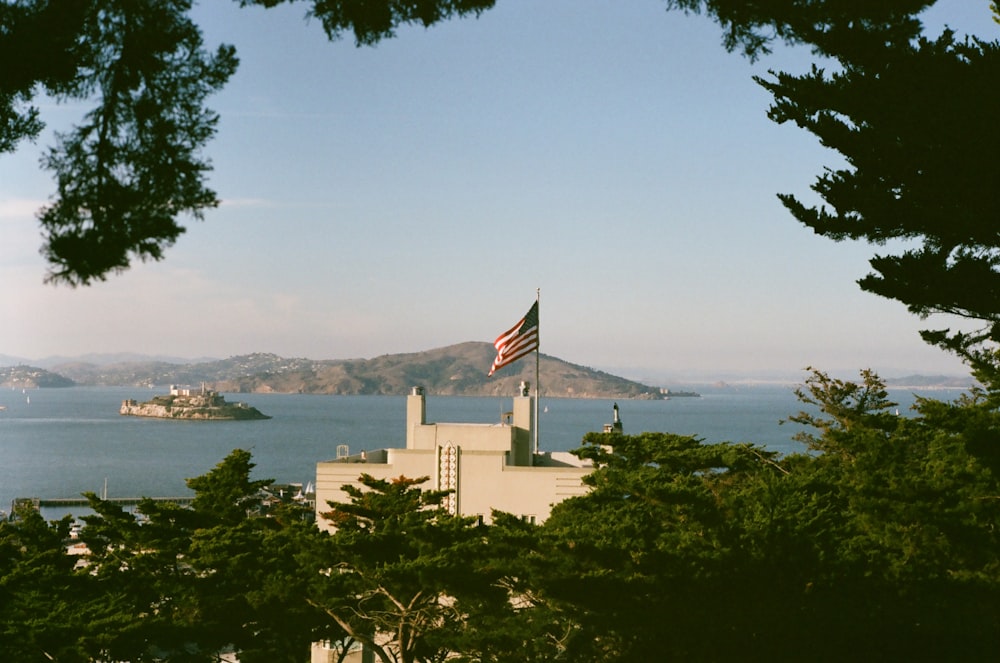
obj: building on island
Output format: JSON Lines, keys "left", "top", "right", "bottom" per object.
{"left": 169, "top": 383, "right": 213, "bottom": 397}
{"left": 314, "top": 382, "right": 594, "bottom": 530}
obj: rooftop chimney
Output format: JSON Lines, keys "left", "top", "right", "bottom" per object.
{"left": 406, "top": 386, "right": 426, "bottom": 448}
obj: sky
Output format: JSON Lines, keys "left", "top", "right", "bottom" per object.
{"left": 1, "top": 0, "right": 996, "bottom": 383}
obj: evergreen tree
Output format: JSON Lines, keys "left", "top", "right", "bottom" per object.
{"left": 305, "top": 473, "right": 505, "bottom": 663}
{"left": 78, "top": 448, "right": 320, "bottom": 662}
{"left": 17, "top": 0, "right": 238, "bottom": 286}
{"left": 0, "top": 506, "right": 88, "bottom": 662}
{"left": 0, "top": 0, "right": 491, "bottom": 285}
{"left": 534, "top": 371, "right": 1000, "bottom": 660}
{"left": 757, "top": 26, "right": 1000, "bottom": 360}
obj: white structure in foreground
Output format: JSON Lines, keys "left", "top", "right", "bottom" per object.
{"left": 312, "top": 383, "right": 602, "bottom": 663}
{"left": 314, "top": 382, "right": 594, "bottom": 529}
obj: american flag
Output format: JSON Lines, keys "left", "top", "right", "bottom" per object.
{"left": 488, "top": 301, "right": 539, "bottom": 376}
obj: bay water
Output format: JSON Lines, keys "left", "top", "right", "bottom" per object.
{"left": 0, "top": 384, "right": 965, "bottom": 518}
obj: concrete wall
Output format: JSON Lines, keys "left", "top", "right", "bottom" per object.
{"left": 315, "top": 449, "right": 590, "bottom": 530}
{"left": 311, "top": 386, "right": 594, "bottom": 663}
{"left": 314, "top": 386, "right": 592, "bottom": 530}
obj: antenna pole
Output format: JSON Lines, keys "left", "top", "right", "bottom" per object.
{"left": 534, "top": 288, "right": 540, "bottom": 456}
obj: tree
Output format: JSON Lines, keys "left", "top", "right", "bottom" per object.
{"left": 305, "top": 473, "right": 506, "bottom": 663}
{"left": 0, "top": 506, "right": 90, "bottom": 662}
{"left": 0, "top": 1, "right": 89, "bottom": 152}
{"left": 237, "top": 0, "right": 496, "bottom": 46}
{"left": 538, "top": 432, "right": 783, "bottom": 661}
{"left": 1, "top": 0, "right": 493, "bottom": 286}
{"left": 664, "top": 0, "right": 935, "bottom": 60}
{"left": 756, "top": 24, "right": 1000, "bottom": 362}
{"left": 186, "top": 509, "right": 328, "bottom": 663}
{"left": 663, "top": 2, "right": 1000, "bottom": 369}
{"left": 186, "top": 447, "right": 273, "bottom": 525}
{"left": 1, "top": 1, "right": 239, "bottom": 286}
{"left": 78, "top": 448, "right": 322, "bottom": 662}
{"left": 529, "top": 372, "right": 1000, "bottom": 660}
{"left": 435, "top": 510, "right": 574, "bottom": 663}
{"left": 75, "top": 494, "right": 200, "bottom": 661}
{"left": 779, "top": 369, "right": 1000, "bottom": 659}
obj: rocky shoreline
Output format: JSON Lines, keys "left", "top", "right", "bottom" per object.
{"left": 120, "top": 387, "right": 270, "bottom": 421}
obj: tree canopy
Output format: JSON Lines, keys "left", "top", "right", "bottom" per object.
{"left": 12, "top": 448, "right": 325, "bottom": 662}
{"left": 236, "top": 0, "right": 497, "bottom": 46}
{"left": 531, "top": 370, "right": 1000, "bottom": 661}
{"left": 665, "top": 0, "right": 936, "bottom": 59}
{"left": 2, "top": 1, "right": 238, "bottom": 286}
{"left": 303, "top": 473, "right": 510, "bottom": 663}
{"left": 4, "top": 382, "right": 1000, "bottom": 661}
{"left": 0, "top": 0, "right": 494, "bottom": 286}
{"left": 756, "top": 8, "right": 1000, "bottom": 365}
{"left": 6, "top": 5, "right": 1000, "bottom": 657}
{"left": 665, "top": 1, "right": 1000, "bottom": 366}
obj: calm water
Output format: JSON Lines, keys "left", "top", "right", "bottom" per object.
{"left": 0, "top": 385, "right": 964, "bottom": 517}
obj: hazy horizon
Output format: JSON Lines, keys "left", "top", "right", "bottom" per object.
{"left": 0, "top": 346, "right": 976, "bottom": 388}
{"left": 2, "top": 0, "right": 993, "bottom": 380}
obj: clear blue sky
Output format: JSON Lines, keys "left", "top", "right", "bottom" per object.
{"left": 1, "top": 0, "right": 995, "bottom": 381}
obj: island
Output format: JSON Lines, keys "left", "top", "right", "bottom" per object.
{"left": 120, "top": 384, "right": 270, "bottom": 420}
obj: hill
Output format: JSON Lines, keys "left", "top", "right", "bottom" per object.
{"left": 0, "top": 365, "right": 76, "bottom": 389}
{"left": 883, "top": 374, "right": 975, "bottom": 389}
{"left": 47, "top": 343, "right": 666, "bottom": 399}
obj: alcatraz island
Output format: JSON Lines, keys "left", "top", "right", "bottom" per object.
{"left": 120, "top": 384, "right": 270, "bottom": 421}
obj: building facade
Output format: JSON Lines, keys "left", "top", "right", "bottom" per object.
{"left": 312, "top": 383, "right": 603, "bottom": 663}
{"left": 314, "top": 383, "right": 593, "bottom": 530}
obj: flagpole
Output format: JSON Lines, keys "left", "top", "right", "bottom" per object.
{"left": 534, "top": 288, "right": 540, "bottom": 457}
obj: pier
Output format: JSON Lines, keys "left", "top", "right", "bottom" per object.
{"left": 12, "top": 496, "right": 194, "bottom": 511}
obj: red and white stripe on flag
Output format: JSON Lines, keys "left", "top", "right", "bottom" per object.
{"left": 488, "top": 301, "right": 539, "bottom": 376}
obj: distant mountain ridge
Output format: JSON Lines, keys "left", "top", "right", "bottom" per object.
{"left": 0, "top": 352, "right": 215, "bottom": 369}
{"left": 883, "top": 375, "right": 975, "bottom": 389}
{"left": 4, "top": 343, "right": 667, "bottom": 399}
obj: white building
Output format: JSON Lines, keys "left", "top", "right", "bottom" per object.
{"left": 314, "top": 383, "right": 593, "bottom": 530}
{"left": 312, "top": 383, "right": 598, "bottom": 663}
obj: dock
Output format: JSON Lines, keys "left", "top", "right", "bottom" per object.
{"left": 12, "top": 496, "right": 194, "bottom": 511}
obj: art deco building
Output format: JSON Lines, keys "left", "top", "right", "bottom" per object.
{"left": 314, "top": 382, "right": 593, "bottom": 529}
{"left": 312, "top": 382, "right": 606, "bottom": 662}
